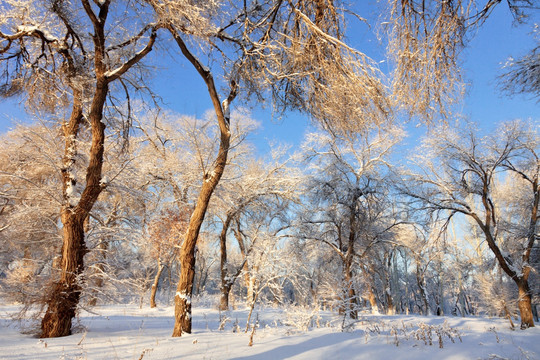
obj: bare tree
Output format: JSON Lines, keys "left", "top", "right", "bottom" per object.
{"left": 401, "top": 120, "right": 539, "bottom": 328}
{"left": 298, "top": 125, "right": 403, "bottom": 318}
{"left": 215, "top": 148, "right": 299, "bottom": 310}
{"left": 0, "top": 124, "right": 63, "bottom": 308}
{"left": 145, "top": 0, "right": 390, "bottom": 336}
{"left": 0, "top": 0, "right": 158, "bottom": 337}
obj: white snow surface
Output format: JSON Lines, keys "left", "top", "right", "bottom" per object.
{"left": 0, "top": 303, "right": 539, "bottom": 360}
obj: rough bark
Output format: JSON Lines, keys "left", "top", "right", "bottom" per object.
{"left": 517, "top": 279, "right": 535, "bottom": 329}
{"left": 40, "top": 215, "right": 86, "bottom": 337}
{"left": 41, "top": 73, "right": 88, "bottom": 337}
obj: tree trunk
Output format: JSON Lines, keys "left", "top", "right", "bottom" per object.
{"left": 219, "top": 214, "right": 233, "bottom": 311}
{"left": 361, "top": 266, "right": 379, "bottom": 314}
{"left": 40, "top": 213, "right": 86, "bottom": 338}
{"left": 417, "top": 276, "right": 430, "bottom": 316}
{"left": 234, "top": 222, "right": 252, "bottom": 307}
{"left": 517, "top": 279, "right": 535, "bottom": 329}
{"left": 367, "top": 286, "right": 379, "bottom": 314}
{"left": 343, "top": 260, "right": 358, "bottom": 319}
{"left": 168, "top": 24, "right": 237, "bottom": 337}
{"left": 384, "top": 253, "right": 395, "bottom": 315}
{"left": 416, "top": 260, "right": 430, "bottom": 315}
{"left": 172, "top": 153, "right": 229, "bottom": 336}
{"left": 220, "top": 283, "right": 232, "bottom": 311}
{"left": 172, "top": 235, "right": 197, "bottom": 336}
{"left": 150, "top": 261, "right": 165, "bottom": 308}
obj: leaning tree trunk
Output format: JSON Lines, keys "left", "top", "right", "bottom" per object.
{"left": 150, "top": 260, "right": 165, "bottom": 308}
{"left": 170, "top": 91, "right": 231, "bottom": 336}
{"left": 169, "top": 25, "right": 237, "bottom": 337}
{"left": 40, "top": 109, "right": 107, "bottom": 337}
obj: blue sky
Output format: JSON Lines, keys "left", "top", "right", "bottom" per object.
{"left": 0, "top": 3, "right": 537, "bottom": 154}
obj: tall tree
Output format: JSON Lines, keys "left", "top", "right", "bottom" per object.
{"left": 299, "top": 126, "right": 403, "bottom": 318}
{"left": 401, "top": 120, "right": 539, "bottom": 328}
{"left": 148, "top": 0, "right": 389, "bottom": 336}
{"left": 215, "top": 148, "right": 299, "bottom": 310}
{"left": 0, "top": 0, "right": 158, "bottom": 337}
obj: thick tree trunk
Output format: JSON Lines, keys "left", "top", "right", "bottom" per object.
{"left": 40, "top": 213, "right": 86, "bottom": 338}
{"left": 220, "top": 284, "right": 232, "bottom": 311}
{"left": 517, "top": 279, "right": 535, "bottom": 329}
{"left": 150, "top": 261, "right": 165, "bottom": 308}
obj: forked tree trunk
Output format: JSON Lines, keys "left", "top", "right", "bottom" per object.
{"left": 473, "top": 175, "right": 538, "bottom": 330}
{"left": 38, "top": 2, "right": 156, "bottom": 337}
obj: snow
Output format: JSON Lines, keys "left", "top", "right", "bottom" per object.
{"left": 1, "top": 303, "right": 539, "bottom": 360}
{"left": 17, "top": 25, "right": 58, "bottom": 42}
{"left": 175, "top": 292, "right": 192, "bottom": 305}
{"left": 99, "top": 176, "right": 109, "bottom": 186}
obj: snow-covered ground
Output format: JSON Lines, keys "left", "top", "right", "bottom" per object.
{"left": 1, "top": 303, "right": 538, "bottom": 360}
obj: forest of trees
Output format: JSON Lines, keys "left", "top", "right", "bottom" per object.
{"left": 0, "top": 0, "right": 538, "bottom": 339}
